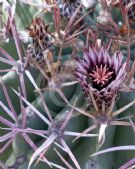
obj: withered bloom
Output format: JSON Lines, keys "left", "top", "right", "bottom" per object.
{"left": 26, "top": 17, "right": 54, "bottom": 68}
{"left": 55, "top": 0, "right": 83, "bottom": 21}
{"left": 75, "top": 47, "right": 126, "bottom": 109}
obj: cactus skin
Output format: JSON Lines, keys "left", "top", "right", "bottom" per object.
{"left": 112, "top": 92, "right": 135, "bottom": 169}
{"left": 70, "top": 115, "right": 117, "bottom": 169}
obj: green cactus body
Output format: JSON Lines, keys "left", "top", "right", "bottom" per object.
{"left": 112, "top": 92, "right": 135, "bottom": 168}
{"left": 1, "top": 1, "right": 135, "bottom": 169}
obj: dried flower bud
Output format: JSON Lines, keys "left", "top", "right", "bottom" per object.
{"left": 26, "top": 17, "right": 54, "bottom": 69}
{"left": 55, "top": 0, "right": 83, "bottom": 21}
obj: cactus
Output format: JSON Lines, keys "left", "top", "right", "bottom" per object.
{"left": 1, "top": 0, "right": 135, "bottom": 169}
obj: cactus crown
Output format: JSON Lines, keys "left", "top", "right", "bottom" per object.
{"left": 2, "top": 1, "right": 135, "bottom": 169}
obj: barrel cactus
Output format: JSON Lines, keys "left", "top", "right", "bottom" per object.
{"left": 1, "top": 0, "right": 135, "bottom": 169}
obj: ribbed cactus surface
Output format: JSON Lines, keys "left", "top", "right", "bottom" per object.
{"left": 1, "top": 0, "right": 135, "bottom": 169}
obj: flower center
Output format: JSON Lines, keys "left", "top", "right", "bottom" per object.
{"left": 89, "top": 64, "right": 114, "bottom": 90}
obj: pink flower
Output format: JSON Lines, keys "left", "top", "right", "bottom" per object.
{"left": 75, "top": 46, "right": 127, "bottom": 109}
